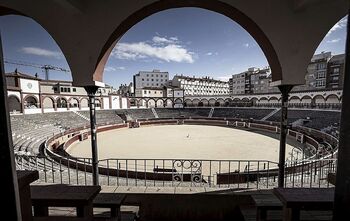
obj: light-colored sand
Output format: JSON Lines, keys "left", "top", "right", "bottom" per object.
{"left": 67, "top": 125, "right": 294, "bottom": 162}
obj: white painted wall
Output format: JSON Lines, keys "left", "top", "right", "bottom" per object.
{"left": 111, "top": 96, "right": 120, "bottom": 109}
{"left": 121, "top": 97, "right": 128, "bottom": 109}
{"left": 24, "top": 108, "right": 42, "bottom": 114}
{"left": 20, "top": 79, "right": 40, "bottom": 93}
{"left": 103, "top": 97, "right": 110, "bottom": 109}
{"left": 7, "top": 91, "right": 21, "bottom": 100}
{"left": 43, "top": 108, "right": 55, "bottom": 113}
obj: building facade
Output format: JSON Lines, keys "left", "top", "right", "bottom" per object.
{"left": 231, "top": 52, "right": 345, "bottom": 95}
{"left": 118, "top": 82, "right": 134, "bottom": 97}
{"left": 230, "top": 67, "right": 278, "bottom": 95}
{"left": 327, "top": 54, "right": 345, "bottom": 89}
{"left": 6, "top": 71, "right": 128, "bottom": 114}
{"left": 171, "top": 75, "right": 229, "bottom": 96}
{"left": 133, "top": 70, "right": 169, "bottom": 92}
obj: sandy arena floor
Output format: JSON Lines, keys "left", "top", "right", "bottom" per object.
{"left": 67, "top": 125, "right": 294, "bottom": 162}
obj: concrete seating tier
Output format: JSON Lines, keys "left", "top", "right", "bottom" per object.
{"left": 267, "top": 109, "right": 341, "bottom": 131}
{"left": 212, "top": 107, "right": 273, "bottom": 120}
{"left": 155, "top": 108, "right": 211, "bottom": 118}
{"left": 78, "top": 110, "right": 124, "bottom": 125}
{"left": 115, "top": 109, "right": 155, "bottom": 120}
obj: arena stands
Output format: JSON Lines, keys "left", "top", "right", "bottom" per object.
{"left": 155, "top": 108, "right": 211, "bottom": 118}
{"left": 78, "top": 110, "right": 124, "bottom": 125}
{"left": 266, "top": 109, "right": 341, "bottom": 131}
{"left": 9, "top": 107, "right": 341, "bottom": 157}
{"left": 211, "top": 107, "right": 274, "bottom": 120}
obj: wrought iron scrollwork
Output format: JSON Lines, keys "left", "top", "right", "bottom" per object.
{"left": 172, "top": 160, "right": 202, "bottom": 183}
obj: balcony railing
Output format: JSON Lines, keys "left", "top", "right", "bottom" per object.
{"left": 15, "top": 155, "right": 336, "bottom": 190}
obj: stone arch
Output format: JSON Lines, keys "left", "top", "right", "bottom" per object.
{"left": 268, "top": 96, "right": 279, "bottom": 103}
{"left": 95, "top": 98, "right": 102, "bottom": 108}
{"left": 216, "top": 98, "right": 225, "bottom": 106}
{"left": 250, "top": 97, "right": 258, "bottom": 106}
{"left": 289, "top": 96, "right": 301, "bottom": 104}
{"left": 200, "top": 99, "right": 209, "bottom": 107}
{"left": 192, "top": 99, "right": 200, "bottom": 107}
{"left": 208, "top": 98, "right": 216, "bottom": 106}
{"left": 80, "top": 98, "right": 89, "bottom": 108}
{"left": 8, "top": 95, "right": 21, "bottom": 113}
{"left": 184, "top": 99, "right": 193, "bottom": 107}
{"left": 23, "top": 95, "right": 38, "bottom": 108}
{"left": 325, "top": 94, "right": 340, "bottom": 104}
{"left": 147, "top": 99, "right": 156, "bottom": 108}
{"left": 42, "top": 96, "right": 55, "bottom": 109}
{"left": 224, "top": 98, "right": 232, "bottom": 107}
{"left": 156, "top": 99, "right": 164, "bottom": 108}
{"left": 97, "top": 0, "right": 282, "bottom": 83}
{"left": 313, "top": 95, "right": 326, "bottom": 105}
{"left": 56, "top": 97, "right": 68, "bottom": 109}
{"left": 69, "top": 97, "right": 80, "bottom": 108}
{"left": 300, "top": 95, "right": 312, "bottom": 105}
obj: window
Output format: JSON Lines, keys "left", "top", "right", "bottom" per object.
{"left": 142, "top": 78, "right": 144, "bottom": 81}
{"left": 144, "top": 90, "right": 147, "bottom": 94}
{"left": 334, "top": 68, "right": 340, "bottom": 73}
{"left": 60, "top": 87, "right": 64, "bottom": 92}
{"left": 317, "top": 63, "right": 326, "bottom": 70}
{"left": 73, "top": 88, "right": 76, "bottom": 92}
{"left": 317, "top": 71, "right": 326, "bottom": 79}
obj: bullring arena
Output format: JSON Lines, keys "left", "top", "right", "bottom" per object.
{"left": 67, "top": 125, "right": 293, "bottom": 161}
{"left": 13, "top": 107, "right": 339, "bottom": 190}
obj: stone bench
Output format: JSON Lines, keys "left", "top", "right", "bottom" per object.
{"left": 31, "top": 184, "right": 101, "bottom": 221}
{"left": 93, "top": 193, "right": 126, "bottom": 221}
{"left": 251, "top": 193, "right": 283, "bottom": 221}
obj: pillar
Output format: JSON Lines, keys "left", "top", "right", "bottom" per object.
{"left": 0, "top": 34, "right": 22, "bottom": 220}
{"left": 333, "top": 13, "right": 350, "bottom": 220}
{"left": 277, "top": 85, "right": 293, "bottom": 187}
{"left": 85, "top": 86, "right": 99, "bottom": 185}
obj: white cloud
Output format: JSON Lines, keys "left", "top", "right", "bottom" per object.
{"left": 104, "top": 66, "right": 126, "bottom": 72}
{"left": 112, "top": 40, "right": 195, "bottom": 63}
{"left": 20, "top": 47, "right": 62, "bottom": 59}
{"left": 206, "top": 52, "right": 213, "bottom": 56}
{"left": 243, "top": 43, "right": 250, "bottom": 48}
{"left": 104, "top": 66, "right": 116, "bottom": 72}
{"left": 152, "top": 36, "right": 178, "bottom": 44}
{"left": 326, "top": 16, "right": 347, "bottom": 37}
{"left": 327, "top": 38, "right": 341, "bottom": 43}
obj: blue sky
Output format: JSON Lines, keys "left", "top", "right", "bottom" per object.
{"left": 0, "top": 8, "right": 347, "bottom": 88}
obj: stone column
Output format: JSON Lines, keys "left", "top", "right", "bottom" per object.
{"left": 277, "top": 85, "right": 293, "bottom": 187}
{"left": 0, "top": 34, "right": 22, "bottom": 220}
{"left": 85, "top": 86, "right": 99, "bottom": 185}
{"left": 333, "top": 13, "right": 350, "bottom": 220}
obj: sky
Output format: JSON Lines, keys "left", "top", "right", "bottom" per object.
{"left": 0, "top": 8, "right": 347, "bottom": 88}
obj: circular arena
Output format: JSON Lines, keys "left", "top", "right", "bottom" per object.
{"left": 67, "top": 124, "right": 293, "bottom": 161}
{"left": 12, "top": 107, "right": 339, "bottom": 189}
